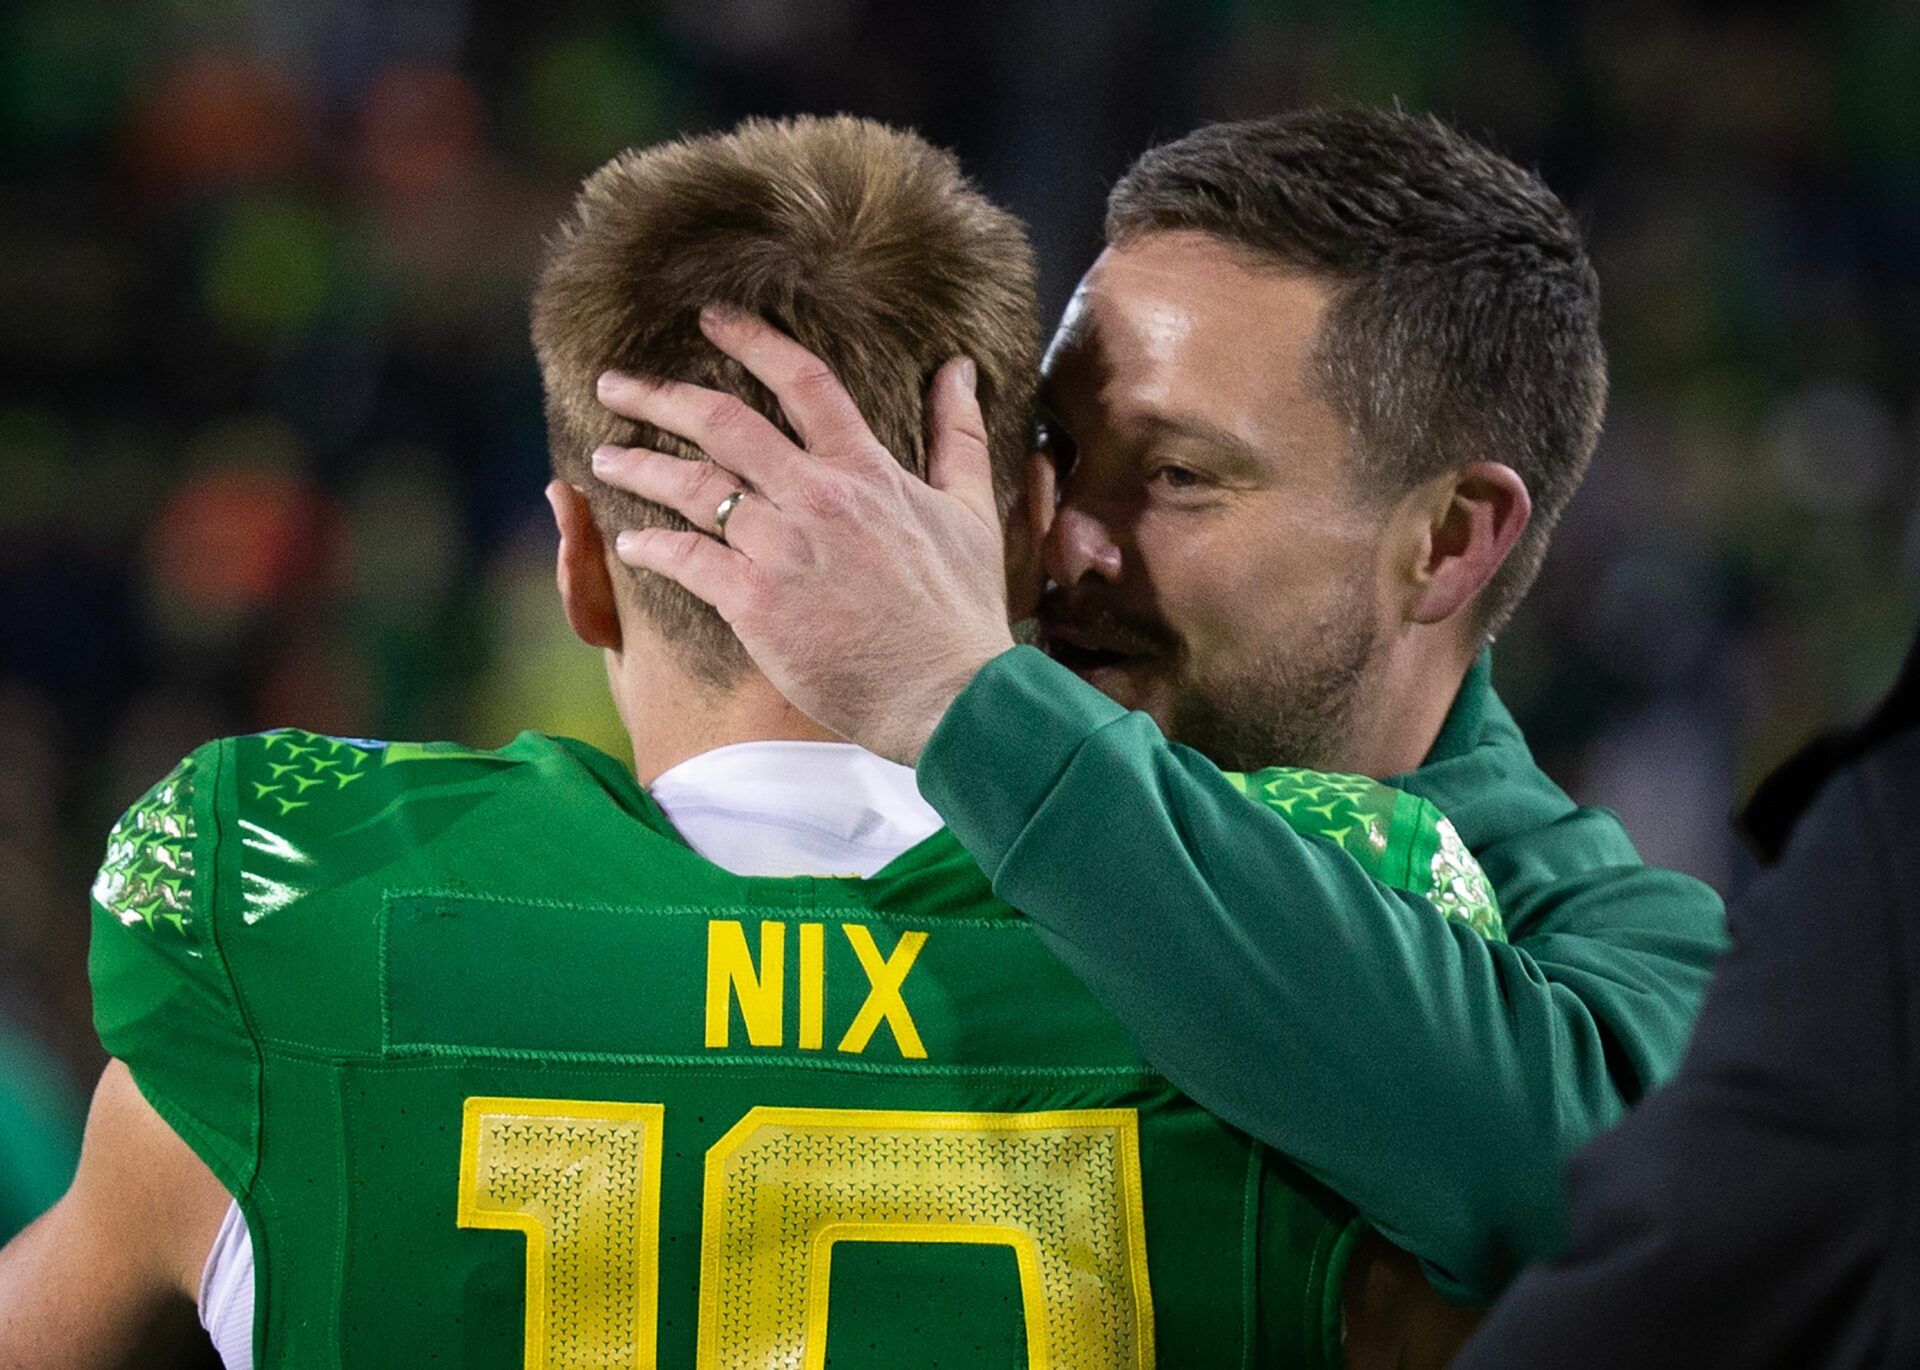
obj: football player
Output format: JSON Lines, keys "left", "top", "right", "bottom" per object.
{"left": 0, "top": 116, "right": 1498, "bottom": 1368}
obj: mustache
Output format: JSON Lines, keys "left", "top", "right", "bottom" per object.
{"left": 1035, "top": 589, "right": 1179, "bottom": 656}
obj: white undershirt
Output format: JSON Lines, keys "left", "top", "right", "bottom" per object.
{"left": 198, "top": 740, "right": 941, "bottom": 1370}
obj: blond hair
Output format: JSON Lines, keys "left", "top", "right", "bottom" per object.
{"left": 532, "top": 115, "right": 1040, "bottom": 682}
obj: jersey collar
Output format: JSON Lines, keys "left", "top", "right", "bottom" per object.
{"left": 541, "top": 732, "right": 980, "bottom": 897}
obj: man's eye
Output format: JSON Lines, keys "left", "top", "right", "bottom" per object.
{"left": 1150, "top": 464, "right": 1206, "bottom": 491}
{"left": 1036, "top": 420, "right": 1078, "bottom": 474}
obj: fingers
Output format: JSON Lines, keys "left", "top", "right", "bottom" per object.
{"left": 593, "top": 446, "right": 783, "bottom": 558}
{"left": 699, "top": 306, "right": 880, "bottom": 458}
{"left": 925, "top": 357, "right": 997, "bottom": 525}
{"left": 613, "top": 526, "right": 756, "bottom": 621}
{"left": 596, "top": 371, "right": 799, "bottom": 500}
{"left": 594, "top": 447, "right": 746, "bottom": 530}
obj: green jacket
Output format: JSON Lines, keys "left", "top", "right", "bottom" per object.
{"left": 917, "top": 647, "right": 1729, "bottom": 1302}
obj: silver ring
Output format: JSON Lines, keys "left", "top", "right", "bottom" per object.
{"left": 713, "top": 489, "right": 746, "bottom": 537}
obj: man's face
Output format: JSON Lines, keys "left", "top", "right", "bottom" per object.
{"left": 1034, "top": 231, "right": 1393, "bottom": 772}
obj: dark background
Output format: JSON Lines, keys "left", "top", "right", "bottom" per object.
{"left": 2, "top": 0, "right": 1917, "bottom": 1134}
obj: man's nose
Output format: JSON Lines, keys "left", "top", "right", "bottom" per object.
{"left": 1043, "top": 498, "right": 1124, "bottom": 587}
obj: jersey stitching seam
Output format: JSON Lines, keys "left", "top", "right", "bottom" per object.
{"left": 329, "top": 1069, "right": 354, "bottom": 1356}
{"left": 315, "top": 1036, "right": 1167, "bottom": 1081}
{"left": 206, "top": 735, "right": 277, "bottom": 1363}
{"left": 375, "top": 901, "right": 395, "bottom": 1055}
{"left": 207, "top": 736, "right": 269, "bottom": 1193}
{"left": 251, "top": 1032, "right": 1164, "bottom": 1081}
{"left": 247, "top": 1053, "right": 1169, "bottom": 1099}
{"left": 387, "top": 887, "right": 1026, "bottom": 930}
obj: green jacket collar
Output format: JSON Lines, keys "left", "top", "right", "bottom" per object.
{"left": 1389, "top": 649, "right": 1574, "bottom": 854}
{"left": 1422, "top": 649, "right": 1494, "bottom": 767}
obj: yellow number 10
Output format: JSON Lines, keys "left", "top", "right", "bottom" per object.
{"left": 458, "top": 1098, "right": 1154, "bottom": 1370}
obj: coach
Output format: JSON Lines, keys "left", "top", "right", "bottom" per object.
{"left": 597, "top": 108, "right": 1727, "bottom": 1313}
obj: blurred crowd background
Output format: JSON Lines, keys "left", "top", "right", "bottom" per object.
{"left": 2, "top": 0, "right": 1918, "bottom": 1199}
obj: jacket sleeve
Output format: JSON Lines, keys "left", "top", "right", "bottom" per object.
{"left": 917, "top": 647, "right": 1727, "bottom": 1301}
{"left": 88, "top": 739, "right": 259, "bottom": 1200}
{"left": 1455, "top": 734, "right": 1913, "bottom": 1365}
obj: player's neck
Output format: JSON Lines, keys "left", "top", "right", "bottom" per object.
{"left": 609, "top": 633, "right": 843, "bottom": 785}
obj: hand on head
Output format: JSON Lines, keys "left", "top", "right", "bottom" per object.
{"left": 591, "top": 307, "right": 1017, "bottom": 764}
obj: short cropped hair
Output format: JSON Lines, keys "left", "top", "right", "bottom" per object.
{"left": 534, "top": 115, "right": 1039, "bottom": 682}
{"left": 1106, "top": 107, "right": 1606, "bottom": 637}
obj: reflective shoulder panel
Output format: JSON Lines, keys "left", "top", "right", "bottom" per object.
{"left": 1225, "top": 766, "right": 1504, "bottom": 941}
{"left": 93, "top": 751, "right": 202, "bottom": 941}
{"left": 89, "top": 740, "right": 260, "bottom": 1197}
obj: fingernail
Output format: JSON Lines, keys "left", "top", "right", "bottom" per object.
{"left": 701, "top": 303, "right": 743, "bottom": 329}
{"left": 955, "top": 357, "right": 978, "bottom": 392}
{"left": 597, "top": 370, "right": 629, "bottom": 396}
{"left": 591, "top": 444, "right": 620, "bottom": 471}
{"left": 615, "top": 530, "right": 642, "bottom": 557}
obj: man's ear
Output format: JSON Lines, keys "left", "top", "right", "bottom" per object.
{"left": 546, "top": 480, "right": 622, "bottom": 650}
{"left": 1407, "top": 462, "right": 1532, "bottom": 626}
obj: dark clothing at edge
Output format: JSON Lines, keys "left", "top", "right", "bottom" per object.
{"left": 1459, "top": 631, "right": 1920, "bottom": 1367}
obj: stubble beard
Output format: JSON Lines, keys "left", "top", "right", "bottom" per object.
{"left": 1165, "top": 591, "right": 1381, "bottom": 774}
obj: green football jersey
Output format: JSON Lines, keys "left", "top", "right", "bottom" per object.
{"left": 89, "top": 728, "right": 1500, "bottom": 1369}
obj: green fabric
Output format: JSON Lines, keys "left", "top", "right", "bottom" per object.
{"left": 0, "top": 1019, "right": 82, "bottom": 1242}
{"left": 917, "top": 646, "right": 1730, "bottom": 1303}
{"left": 87, "top": 725, "right": 1499, "bottom": 1367}
{"left": 1223, "top": 768, "right": 1504, "bottom": 942}
{"left": 89, "top": 743, "right": 259, "bottom": 1199}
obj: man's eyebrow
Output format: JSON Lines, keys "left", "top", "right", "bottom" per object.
{"left": 1142, "top": 413, "right": 1263, "bottom": 463}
